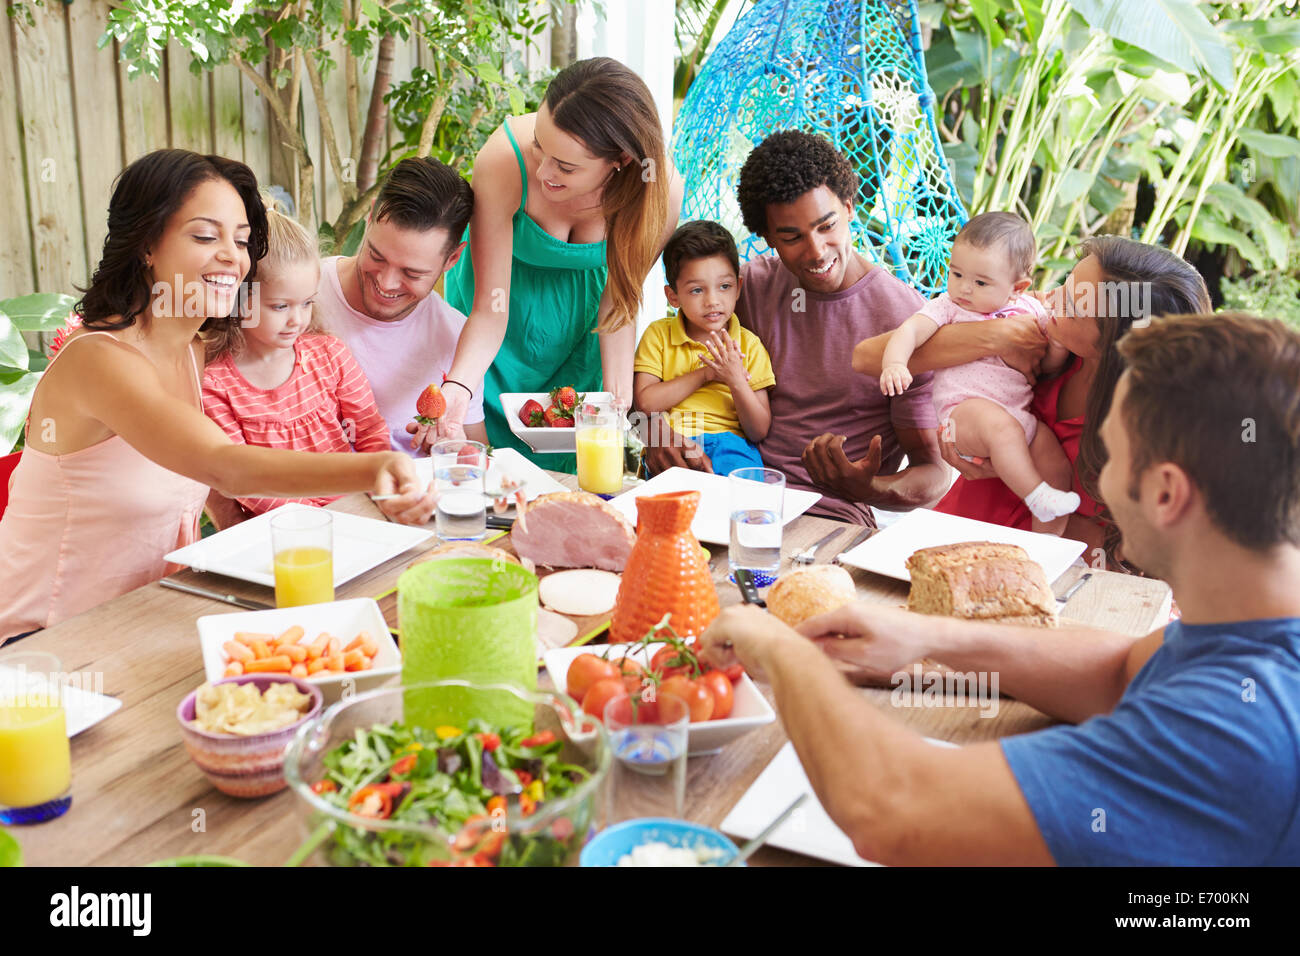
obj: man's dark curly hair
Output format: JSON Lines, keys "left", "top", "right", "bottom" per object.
{"left": 737, "top": 131, "right": 859, "bottom": 237}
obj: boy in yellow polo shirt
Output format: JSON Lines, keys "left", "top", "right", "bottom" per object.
{"left": 633, "top": 220, "right": 775, "bottom": 475}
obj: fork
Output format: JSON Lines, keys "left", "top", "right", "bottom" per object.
{"left": 790, "top": 528, "right": 844, "bottom": 565}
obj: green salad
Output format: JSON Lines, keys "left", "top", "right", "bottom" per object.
{"left": 309, "top": 718, "right": 593, "bottom": 867}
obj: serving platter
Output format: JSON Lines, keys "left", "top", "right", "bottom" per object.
{"left": 836, "top": 508, "right": 1086, "bottom": 583}
{"left": 165, "top": 503, "right": 434, "bottom": 588}
{"left": 542, "top": 642, "right": 775, "bottom": 755}
{"left": 0, "top": 664, "right": 121, "bottom": 738}
{"left": 608, "top": 467, "right": 822, "bottom": 545}
{"left": 721, "top": 738, "right": 958, "bottom": 866}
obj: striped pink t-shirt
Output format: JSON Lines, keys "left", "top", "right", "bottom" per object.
{"left": 202, "top": 333, "right": 389, "bottom": 515}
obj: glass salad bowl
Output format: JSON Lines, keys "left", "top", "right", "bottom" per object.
{"left": 283, "top": 680, "right": 609, "bottom": 866}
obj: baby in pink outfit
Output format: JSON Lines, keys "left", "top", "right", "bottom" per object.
{"left": 880, "top": 212, "right": 1078, "bottom": 533}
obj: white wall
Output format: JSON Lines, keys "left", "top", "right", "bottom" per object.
{"left": 575, "top": 0, "right": 675, "bottom": 342}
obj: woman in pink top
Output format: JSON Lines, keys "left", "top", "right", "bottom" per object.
{"left": 202, "top": 203, "right": 391, "bottom": 525}
{"left": 0, "top": 149, "right": 434, "bottom": 642}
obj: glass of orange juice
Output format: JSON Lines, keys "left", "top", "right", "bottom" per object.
{"left": 0, "top": 650, "right": 72, "bottom": 824}
{"left": 575, "top": 402, "right": 626, "bottom": 497}
{"left": 271, "top": 508, "right": 335, "bottom": 608}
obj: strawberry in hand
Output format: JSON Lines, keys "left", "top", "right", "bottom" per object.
{"left": 415, "top": 384, "right": 446, "bottom": 427}
{"left": 518, "top": 399, "right": 546, "bottom": 428}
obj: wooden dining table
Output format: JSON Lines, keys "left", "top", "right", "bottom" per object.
{"left": 14, "top": 471, "right": 1172, "bottom": 867}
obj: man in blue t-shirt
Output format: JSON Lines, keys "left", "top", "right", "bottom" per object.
{"left": 700, "top": 312, "right": 1300, "bottom": 865}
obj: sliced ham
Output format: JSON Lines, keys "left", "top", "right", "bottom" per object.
{"left": 536, "top": 608, "right": 579, "bottom": 651}
{"left": 510, "top": 491, "right": 636, "bottom": 572}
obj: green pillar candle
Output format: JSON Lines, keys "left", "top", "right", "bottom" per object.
{"left": 398, "top": 558, "right": 539, "bottom": 732}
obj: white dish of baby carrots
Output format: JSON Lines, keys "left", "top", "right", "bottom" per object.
{"left": 197, "top": 599, "right": 400, "bottom": 704}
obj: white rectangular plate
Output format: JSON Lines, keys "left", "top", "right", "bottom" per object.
{"left": 165, "top": 503, "right": 434, "bottom": 588}
{"left": 837, "top": 508, "right": 1086, "bottom": 584}
{"left": 542, "top": 642, "right": 774, "bottom": 756}
{"left": 0, "top": 665, "right": 122, "bottom": 738}
{"left": 413, "top": 447, "right": 568, "bottom": 506}
{"left": 499, "top": 392, "right": 615, "bottom": 454}
{"left": 720, "top": 738, "right": 958, "bottom": 867}
{"left": 607, "top": 467, "right": 822, "bottom": 545}
{"left": 198, "top": 599, "right": 401, "bottom": 705}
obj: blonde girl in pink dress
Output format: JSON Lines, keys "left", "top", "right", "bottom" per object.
{"left": 201, "top": 203, "right": 392, "bottom": 526}
{"left": 0, "top": 150, "right": 434, "bottom": 641}
{"left": 880, "top": 212, "right": 1079, "bottom": 534}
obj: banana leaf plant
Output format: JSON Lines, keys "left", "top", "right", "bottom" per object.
{"left": 0, "top": 293, "right": 77, "bottom": 454}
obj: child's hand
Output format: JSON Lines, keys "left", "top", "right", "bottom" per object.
{"left": 372, "top": 452, "right": 436, "bottom": 525}
{"left": 699, "top": 331, "right": 750, "bottom": 390}
{"left": 880, "top": 363, "right": 913, "bottom": 396}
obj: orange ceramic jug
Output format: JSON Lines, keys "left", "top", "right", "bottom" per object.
{"left": 609, "top": 490, "right": 720, "bottom": 644}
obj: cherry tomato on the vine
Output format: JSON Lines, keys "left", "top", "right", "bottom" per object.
{"left": 651, "top": 645, "right": 696, "bottom": 680}
{"left": 582, "top": 678, "right": 629, "bottom": 719}
{"left": 659, "top": 675, "right": 714, "bottom": 723}
{"left": 700, "top": 670, "right": 734, "bottom": 719}
{"left": 612, "top": 656, "right": 649, "bottom": 695}
{"left": 567, "top": 654, "right": 619, "bottom": 702}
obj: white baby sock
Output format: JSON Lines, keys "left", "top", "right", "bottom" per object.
{"left": 1024, "top": 482, "right": 1081, "bottom": 522}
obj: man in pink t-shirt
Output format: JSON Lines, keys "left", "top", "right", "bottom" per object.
{"left": 649, "top": 131, "right": 948, "bottom": 525}
{"left": 316, "top": 158, "right": 487, "bottom": 455}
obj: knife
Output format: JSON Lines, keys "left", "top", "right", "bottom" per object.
{"left": 1055, "top": 571, "right": 1092, "bottom": 606}
{"left": 160, "top": 578, "right": 275, "bottom": 611}
{"left": 734, "top": 568, "right": 767, "bottom": 608}
{"left": 833, "top": 526, "right": 875, "bottom": 563}
{"left": 486, "top": 515, "right": 515, "bottom": 530}
{"left": 811, "top": 527, "right": 845, "bottom": 559}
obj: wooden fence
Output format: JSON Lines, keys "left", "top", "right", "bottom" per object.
{"left": 0, "top": 0, "right": 552, "bottom": 301}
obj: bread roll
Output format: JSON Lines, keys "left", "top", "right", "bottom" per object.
{"left": 906, "top": 542, "right": 1057, "bottom": 627}
{"left": 766, "top": 564, "right": 858, "bottom": 628}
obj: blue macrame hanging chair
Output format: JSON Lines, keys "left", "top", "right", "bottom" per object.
{"left": 672, "top": 0, "right": 967, "bottom": 297}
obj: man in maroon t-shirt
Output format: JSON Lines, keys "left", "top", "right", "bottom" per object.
{"left": 648, "top": 131, "right": 948, "bottom": 525}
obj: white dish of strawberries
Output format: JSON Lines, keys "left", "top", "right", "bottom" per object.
{"left": 500, "top": 389, "right": 615, "bottom": 454}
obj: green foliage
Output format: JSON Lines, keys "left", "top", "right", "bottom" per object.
{"left": 674, "top": 0, "right": 734, "bottom": 112}
{"left": 923, "top": 0, "right": 1299, "bottom": 287}
{"left": 384, "top": 62, "right": 552, "bottom": 175}
{"left": 1221, "top": 252, "right": 1300, "bottom": 328}
{"left": 0, "top": 293, "right": 77, "bottom": 454}
{"left": 102, "top": 1, "right": 572, "bottom": 247}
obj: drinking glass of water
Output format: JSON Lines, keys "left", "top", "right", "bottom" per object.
{"left": 431, "top": 439, "right": 488, "bottom": 541}
{"left": 603, "top": 693, "right": 689, "bottom": 826}
{"left": 729, "top": 467, "right": 785, "bottom": 588}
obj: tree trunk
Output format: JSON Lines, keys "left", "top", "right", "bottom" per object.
{"left": 1101, "top": 179, "right": 1138, "bottom": 238}
{"left": 417, "top": 85, "right": 452, "bottom": 158}
{"left": 345, "top": 0, "right": 361, "bottom": 166}
{"left": 304, "top": 43, "right": 355, "bottom": 206}
{"left": 551, "top": 3, "right": 577, "bottom": 68}
{"left": 357, "top": 33, "right": 397, "bottom": 194}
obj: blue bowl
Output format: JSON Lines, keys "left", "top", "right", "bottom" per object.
{"left": 580, "top": 818, "right": 741, "bottom": 867}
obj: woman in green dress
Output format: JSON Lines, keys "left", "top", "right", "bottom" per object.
{"left": 442, "top": 57, "right": 683, "bottom": 469}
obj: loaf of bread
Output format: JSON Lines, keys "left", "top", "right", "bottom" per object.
{"left": 766, "top": 564, "right": 858, "bottom": 628}
{"left": 906, "top": 542, "right": 1057, "bottom": 627}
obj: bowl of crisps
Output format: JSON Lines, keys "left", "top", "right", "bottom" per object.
{"left": 177, "top": 674, "right": 323, "bottom": 798}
